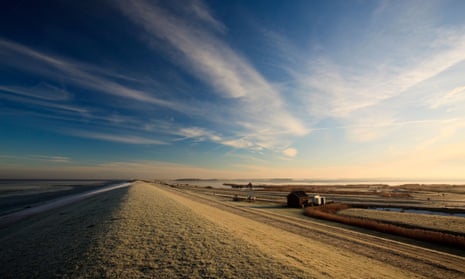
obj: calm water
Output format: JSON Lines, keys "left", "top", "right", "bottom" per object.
{"left": 0, "top": 180, "right": 119, "bottom": 197}
{"left": 0, "top": 180, "right": 128, "bottom": 215}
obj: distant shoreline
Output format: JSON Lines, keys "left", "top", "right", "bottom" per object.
{"left": 171, "top": 178, "right": 465, "bottom": 185}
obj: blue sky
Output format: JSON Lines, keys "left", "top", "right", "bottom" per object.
{"left": 1, "top": 0, "right": 465, "bottom": 180}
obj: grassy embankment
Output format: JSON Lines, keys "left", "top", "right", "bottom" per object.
{"left": 304, "top": 203, "right": 465, "bottom": 249}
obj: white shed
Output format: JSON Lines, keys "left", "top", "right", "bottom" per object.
{"left": 312, "top": 195, "right": 326, "bottom": 206}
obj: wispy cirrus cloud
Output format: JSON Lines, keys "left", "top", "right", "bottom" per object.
{"left": 274, "top": 1, "right": 465, "bottom": 144}
{"left": 428, "top": 85, "right": 465, "bottom": 110}
{"left": 0, "top": 38, "right": 190, "bottom": 113}
{"left": 221, "top": 138, "right": 255, "bottom": 149}
{"left": 1, "top": 1, "right": 309, "bottom": 157}
{"left": 117, "top": 0, "right": 309, "bottom": 154}
{"left": 295, "top": 33, "right": 465, "bottom": 120}
{"left": 31, "top": 155, "right": 71, "bottom": 163}
{"left": 0, "top": 82, "right": 70, "bottom": 101}
{"left": 0, "top": 31, "right": 304, "bottom": 156}
{"left": 282, "top": 147, "right": 297, "bottom": 158}
{"left": 176, "top": 127, "right": 222, "bottom": 143}
{"left": 0, "top": 37, "right": 214, "bottom": 147}
{"left": 69, "top": 130, "right": 167, "bottom": 145}
{"left": 0, "top": 93, "right": 89, "bottom": 114}
{"left": 414, "top": 119, "right": 465, "bottom": 151}
{"left": 0, "top": 154, "right": 71, "bottom": 163}
{"left": 186, "top": 0, "right": 226, "bottom": 33}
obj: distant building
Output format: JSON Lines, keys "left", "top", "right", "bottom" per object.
{"left": 287, "top": 191, "right": 309, "bottom": 208}
{"left": 312, "top": 195, "right": 326, "bottom": 206}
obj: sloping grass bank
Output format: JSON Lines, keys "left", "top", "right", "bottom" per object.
{"left": 304, "top": 203, "right": 465, "bottom": 249}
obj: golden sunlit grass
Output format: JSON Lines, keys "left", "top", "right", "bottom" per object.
{"left": 304, "top": 203, "right": 465, "bottom": 249}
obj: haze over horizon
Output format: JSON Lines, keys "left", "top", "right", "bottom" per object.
{"left": 2, "top": 0, "right": 465, "bottom": 180}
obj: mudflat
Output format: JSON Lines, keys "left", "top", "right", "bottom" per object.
{"left": 1, "top": 181, "right": 463, "bottom": 278}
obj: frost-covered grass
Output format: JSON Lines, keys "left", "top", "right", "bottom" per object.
{"left": 0, "top": 186, "right": 130, "bottom": 278}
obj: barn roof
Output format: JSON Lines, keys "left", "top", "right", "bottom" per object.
{"left": 287, "top": 191, "right": 308, "bottom": 197}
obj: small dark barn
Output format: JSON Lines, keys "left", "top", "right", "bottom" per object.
{"left": 287, "top": 191, "right": 308, "bottom": 208}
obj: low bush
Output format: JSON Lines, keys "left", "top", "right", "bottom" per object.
{"left": 304, "top": 203, "right": 465, "bottom": 249}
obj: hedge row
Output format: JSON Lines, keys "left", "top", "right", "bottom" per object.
{"left": 304, "top": 203, "right": 465, "bottom": 249}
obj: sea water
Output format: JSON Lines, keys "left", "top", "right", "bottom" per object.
{"left": 0, "top": 179, "right": 125, "bottom": 215}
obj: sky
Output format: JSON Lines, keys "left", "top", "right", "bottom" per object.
{"left": 1, "top": 0, "right": 465, "bottom": 180}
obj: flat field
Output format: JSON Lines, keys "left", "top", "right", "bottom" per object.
{"left": 1, "top": 181, "right": 464, "bottom": 278}
{"left": 339, "top": 208, "right": 465, "bottom": 234}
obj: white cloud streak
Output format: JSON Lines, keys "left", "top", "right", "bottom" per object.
{"left": 0, "top": 39, "right": 189, "bottom": 113}
{"left": 0, "top": 93, "right": 89, "bottom": 114}
{"left": 69, "top": 130, "right": 167, "bottom": 145}
{"left": 0, "top": 82, "right": 70, "bottom": 101}
{"left": 0, "top": 154, "right": 71, "bottom": 163}
{"left": 31, "top": 155, "right": 71, "bottom": 163}
{"left": 117, "top": 0, "right": 308, "bottom": 153}
{"left": 415, "top": 119, "right": 465, "bottom": 151}
{"left": 176, "top": 127, "right": 222, "bottom": 142}
{"left": 282, "top": 148, "right": 297, "bottom": 158}
{"left": 297, "top": 34, "right": 465, "bottom": 120}
{"left": 0, "top": 28, "right": 305, "bottom": 155}
{"left": 0, "top": 37, "right": 215, "bottom": 147}
{"left": 188, "top": 0, "right": 226, "bottom": 33}
{"left": 283, "top": 2, "right": 465, "bottom": 144}
{"left": 429, "top": 85, "right": 465, "bottom": 109}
